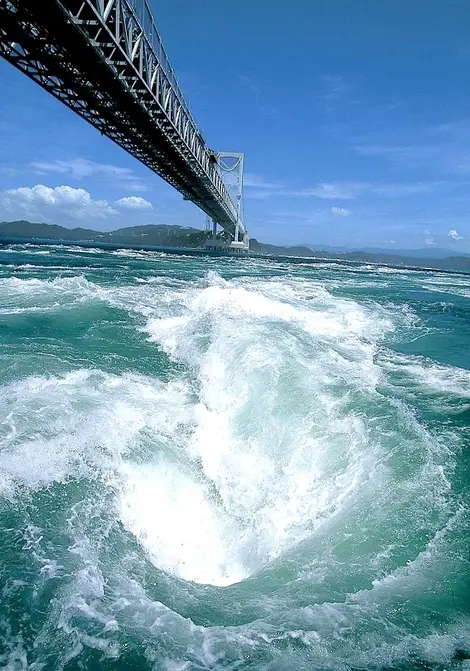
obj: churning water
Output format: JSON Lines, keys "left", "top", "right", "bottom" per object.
{"left": 0, "top": 243, "right": 469, "bottom": 670}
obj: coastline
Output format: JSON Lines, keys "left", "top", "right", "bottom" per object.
{"left": 1, "top": 235, "right": 469, "bottom": 276}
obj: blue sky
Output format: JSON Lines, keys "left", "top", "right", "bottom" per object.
{"left": 1, "top": 0, "right": 470, "bottom": 251}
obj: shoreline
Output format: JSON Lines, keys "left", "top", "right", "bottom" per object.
{"left": 1, "top": 235, "right": 468, "bottom": 276}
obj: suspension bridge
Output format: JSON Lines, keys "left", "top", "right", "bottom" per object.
{"left": 0, "top": 0, "right": 249, "bottom": 250}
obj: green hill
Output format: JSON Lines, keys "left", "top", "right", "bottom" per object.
{"left": 1, "top": 220, "right": 470, "bottom": 271}
{"left": 0, "top": 220, "right": 207, "bottom": 247}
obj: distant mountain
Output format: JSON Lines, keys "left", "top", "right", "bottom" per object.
{"left": 1, "top": 221, "right": 470, "bottom": 272}
{"left": 249, "top": 239, "right": 315, "bottom": 257}
{"left": 0, "top": 220, "right": 207, "bottom": 247}
{"left": 301, "top": 242, "right": 470, "bottom": 260}
{"left": 0, "top": 220, "right": 99, "bottom": 241}
{"left": 250, "top": 238, "right": 470, "bottom": 271}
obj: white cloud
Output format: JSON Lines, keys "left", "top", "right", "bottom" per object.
{"left": 243, "top": 173, "right": 285, "bottom": 199}
{"left": 300, "top": 182, "right": 368, "bottom": 199}
{"left": 331, "top": 206, "right": 351, "bottom": 216}
{"left": 373, "top": 182, "right": 438, "bottom": 197}
{"left": 244, "top": 173, "right": 282, "bottom": 189}
{"left": 353, "top": 120, "right": 470, "bottom": 176}
{"left": 0, "top": 184, "right": 116, "bottom": 220}
{"left": 298, "top": 181, "right": 439, "bottom": 200}
{"left": 115, "top": 196, "right": 153, "bottom": 210}
{"left": 319, "top": 75, "right": 350, "bottom": 110}
{"left": 244, "top": 178, "right": 440, "bottom": 202}
{"left": 29, "top": 158, "right": 148, "bottom": 192}
{"left": 448, "top": 228, "right": 463, "bottom": 240}
{"left": 237, "top": 77, "right": 277, "bottom": 119}
{"left": 425, "top": 237, "right": 437, "bottom": 246}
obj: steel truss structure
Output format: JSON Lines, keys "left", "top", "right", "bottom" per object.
{"left": 0, "top": 0, "right": 247, "bottom": 242}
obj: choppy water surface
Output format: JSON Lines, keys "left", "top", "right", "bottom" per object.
{"left": 0, "top": 243, "right": 469, "bottom": 670}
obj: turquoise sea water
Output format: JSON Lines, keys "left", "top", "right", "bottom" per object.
{"left": 0, "top": 242, "right": 469, "bottom": 670}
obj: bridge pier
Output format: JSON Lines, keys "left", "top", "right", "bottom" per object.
{"left": 204, "top": 219, "right": 250, "bottom": 253}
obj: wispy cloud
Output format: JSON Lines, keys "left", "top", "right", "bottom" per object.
{"left": 29, "top": 158, "right": 149, "bottom": 192}
{"left": 354, "top": 119, "right": 470, "bottom": 176}
{"left": 244, "top": 173, "right": 282, "bottom": 189}
{"left": 298, "top": 182, "right": 368, "bottom": 199}
{"left": 373, "top": 182, "right": 440, "bottom": 197}
{"left": 244, "top": 175, "right": 442, "bottom": 202}
{"left": 0, "top": 165, "right": 18, "bottom": 176}
{"left": 354, "top": 143, "right": 439, "bottom": 165}
{"left": 319, "top": 75, "right": 351, "bottom": 111}
{"left": 238, "top": 75, "right": 276, "bottom": 120}
{"left": 331, "top": 206, "right": 351, "bottom": 216}
{"left": 243, "top": 173, "right": 286, "bottom": 199}
{"left": 238, "top": 75, "right": 262, "bottom": 97}
{"left": 448, "top": 228, "right": 463, "bottom": 240}
{"left": 245, "top": 177, "right": 368, "bottom": 201}
{"left": 296, "top": 180, "right": 443, "bottom": 200}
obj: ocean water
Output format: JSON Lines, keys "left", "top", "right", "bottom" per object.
{"left": 0, "top": 242, "right": 469, "bottom": 671}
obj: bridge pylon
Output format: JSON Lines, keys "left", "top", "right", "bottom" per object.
{"left": 204, "top": 152, "right": 249, "bottom": 252}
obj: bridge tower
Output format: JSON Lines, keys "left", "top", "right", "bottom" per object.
{"left": 204, "top": 152, "right": 249, "bottom": 252}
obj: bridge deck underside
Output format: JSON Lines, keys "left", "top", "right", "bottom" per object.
{"left": 0, "top": 0, "right": 241, "bottom": 239}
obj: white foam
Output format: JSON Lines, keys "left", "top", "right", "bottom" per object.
{"left": 382, "top": 351, "right": 470, "bottom": 398}
{"left": 120, "top": 271, "right": 399, "bottom": 584}
{"left": 0, "top": 268, "right": 460, "bottom": 594}
{"left": 0, "top": 369, "right": 192, "bottom": 497}
{"left": 119, "top": 459, "right": 247, "bottom": 586}
{"left": 2, "top": 257, "right": 468, "bottom": 670}
{"left": 0, "top": 270, "right": 394, "bottom": 585}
